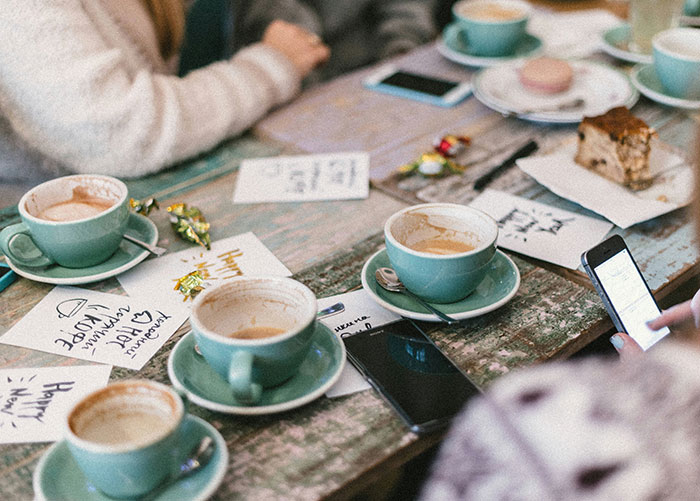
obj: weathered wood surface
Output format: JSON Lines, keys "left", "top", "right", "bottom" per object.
{"left": 256, "top": 42, "right": 700, "bottom": 298}
{"left": 0, "top": 227, "right": 607, "bottom": 500}
{"left": 2, "top": 20, "right": 700, "bottom": 500}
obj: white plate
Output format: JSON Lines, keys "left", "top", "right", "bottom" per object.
{"left": 473, "top": 60, "right": 639, "bottom": 123}
{"left": 631, "top": 64, "right": 700, "bottom": 110}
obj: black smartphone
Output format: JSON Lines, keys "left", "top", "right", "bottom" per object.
{"left": 363, "top": 65, "right": 472, "bottom": 107}
{"left": 341, "top": 319, "right": 481, "bottom": 434}
{"left": 581, "top": 234, "right": 670, "bottom": 351}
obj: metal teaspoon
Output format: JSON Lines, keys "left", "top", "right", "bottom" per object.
{"left": 375, "top": 267, "right": 459, "bottom": 324}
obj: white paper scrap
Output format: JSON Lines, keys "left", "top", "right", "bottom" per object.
{"left": 233, "top": 152, "right": 370, "bottom": 203}
{"left": 470, "top": 189, "right": 614, "bottom": 269}
{"left": 118, "top": 232, "right": 291, "bottom": 306}
{"left": 319, "top": 289, "right": 401, "bottom": 398}
{"left": 516, "top": 141, "right": 692, "bottom": 229}
{"left": 0, "top": 365, "right": 112, "bottom": 444}
{"left": 0, "top": 287, "right": 188, "bottom": 370}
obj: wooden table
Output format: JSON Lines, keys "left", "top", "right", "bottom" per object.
{"left": 2, "top": 4, "right": 699, "bottom": 499}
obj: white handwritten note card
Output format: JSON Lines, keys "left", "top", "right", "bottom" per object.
{"left": 0, "top": 365, "right": 111, "bottom": 443}
{"left": 318, "top": 290, "right": 401, "bottom": 398}
{"left": 0, "top": 287, "right": 188, "bottom": 370}
{"left": 118, "top": 232, "right": 292, "bottom": 306}
{"left": 470, "top": 189, "right": 613, "bottom": 269}
{"left": 232, "top": 152, "right": 370, "bottom": 203}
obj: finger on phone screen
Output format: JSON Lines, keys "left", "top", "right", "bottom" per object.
{"left": 646, "top": 300, "right": 693, "bottom": 330}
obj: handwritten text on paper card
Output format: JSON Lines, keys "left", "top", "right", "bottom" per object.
{"left": 0, "top": 365, "right": 111, "bottom": 443}
{"left": 0, "top": 287, "right": 188, "bottom": 370}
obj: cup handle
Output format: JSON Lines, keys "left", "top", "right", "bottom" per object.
{"left": 228, "top": 351, "right": 262, "bottom": 404}
{"left": 0, "top": 223, "right": 54, "bottom": 267}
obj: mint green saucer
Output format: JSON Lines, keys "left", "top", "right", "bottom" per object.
{"left": 631, "top": 63, "right": 700, "bottom": 110}
{"left": 361, "top": 248, "right": 520, "bottom": 322}
{"left": 438, "top": 22, "right": 542, "bottom": 67}
{"left": 5, "top": 213, "right": 158, "bottom": 285}
{"left": 168, "top": 326, "right": 345, "bottom": 415}
{"left": 601, "top": 24, "right": 653, "bottom": 65}
{"left": 33, "top": 415, "right": 228, "bottom": 501}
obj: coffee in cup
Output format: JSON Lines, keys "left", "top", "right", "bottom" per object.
{"left": 384, "top": 203, "right": 498, "bottom": 303}
{"left": 190, "top": 276, "right": 317, "bottom": 404}
{"left": 652, "top": 27, "right": 700, "bottom": 100}
{"left": 452, "top": 0, "right": 531, "bottom": 57}
{"left": 0, "top": 174, "right": 129, "bottom": 268}
{"left": 65, "top": 380, "right": 185, "bottom": 499}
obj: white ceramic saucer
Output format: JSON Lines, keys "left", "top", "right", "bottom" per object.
{"left": 4, "top": 213, "right": 158, "bottom": 285}
{"left": 473, "top": 59, "right": 639, "bottom": 123}
{"left": 361, "top": 248, "right": 520, "bottom": 322}
{"left": 33, "top": 414, "right": 228, "bottom": 501}
{"left": 631, "top": 64, "right": 700, "bottom": 110}
{"left": 168, "top": 327, "right": 346, "bottom": 415}
{"left": 438, "top": 22, "right": 543, "bottom": 68}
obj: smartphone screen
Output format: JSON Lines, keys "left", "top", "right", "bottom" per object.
{"left": 342, "top": 320, "right": 480, "bottom": 433}
{"left": 592, "top": 248, "right": 670, "bottom": 350}
{"left": 379, "top": 71, "right": 459, "bottom": 97}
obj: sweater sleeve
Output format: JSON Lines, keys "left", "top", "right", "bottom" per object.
{"left": 0, "top": 0, "right": 301, "bottom": 178}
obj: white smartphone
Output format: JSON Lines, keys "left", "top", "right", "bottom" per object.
{"left": 363, "top": 65, "right": 472, "bottom": 107}
{"left": 581, "top": 234, "right": 670, "bottom": 351}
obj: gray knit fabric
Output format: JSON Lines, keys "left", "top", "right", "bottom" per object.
{"left": 421, "top": 342, "right": 700, "bottom": 500}
{"left": 235, "top": 0, "right": 438, "bottom": 80}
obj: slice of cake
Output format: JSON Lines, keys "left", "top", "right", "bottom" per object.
{"left": 574, "top": 107, "right": 655, "bottom": 190}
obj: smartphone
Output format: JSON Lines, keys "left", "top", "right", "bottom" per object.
{"left": 363, "top": 65, "right": 472, "bottom": 107}
{"left": 341, "top": 319, "right": 481, "bottom": 434}
{"left": 581, "top": 234, "right": 670, "bottom": 351}
{"left": 0, "top": 262, "right": 16, "bottom": 292}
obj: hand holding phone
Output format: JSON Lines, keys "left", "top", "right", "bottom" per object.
{"left": 582, "top": 235, "right": 670, "bottom": 351}
{"left": 363, "top": 65, "right": 472, "bottom": 107}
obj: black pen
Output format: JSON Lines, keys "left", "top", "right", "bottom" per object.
{"left": 473, "top": 140, "right": 538, "bottom": 191}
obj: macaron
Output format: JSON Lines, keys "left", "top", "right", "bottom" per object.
{"left": 518, "top": 57, "right": 573, "bottom": 94}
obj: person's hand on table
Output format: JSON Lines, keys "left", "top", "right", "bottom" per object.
{"left": 610, "top": 288, "right": 700, "bottom": 360}
{"left": 262, "top": 20, "right": 330, "bottom": 78}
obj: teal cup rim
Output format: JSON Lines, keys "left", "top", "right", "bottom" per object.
{"left": 64, "top": 379, "right": 184, "bottom": 455}
{"left": 18, "top": 174, "right": 128, "bottom": 226}
{"left": 652, "top": 27, "right": 700, "bottom": 63}
{"left": 190, "top": 276, "right": 317, "bottom": 346}
{"left": 384, "top": 203, "right": 498, "bottom": 260}
{"left": 452, "top": 0, "right": 531, "bottom": 26}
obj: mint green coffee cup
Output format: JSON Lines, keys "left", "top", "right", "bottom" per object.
{"left": 384, "top": 203, "right": 498, "bottom": 304}
{"left": 452, "top": 0, "right": 531, "bottom": 57}
{"left": 65, "top": 380, "right": 186, "bottom": 499}
{"left": 0, "top": 174, "right": 129, "bottom": 268}
{"left": 652, "top": 28, "right": 700, "bottom": 100}
{"left": 190, "top": 277, "right": 317, "bottom": 405}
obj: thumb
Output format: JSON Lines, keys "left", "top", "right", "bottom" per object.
{"left": 610, "top": 332, "right": 643, "bottom": 361}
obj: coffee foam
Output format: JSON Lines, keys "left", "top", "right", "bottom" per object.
{"left": 25, "top": 177, "right": 123, "bottom": 221}
{"left": 458, "top": 2, "right": 525, "bottom": 21}
{"left": 69, "top": 383, "right": 179, "bottom": 449}
{"left": 391, "top": 212, "right": 480, "bottom": 252}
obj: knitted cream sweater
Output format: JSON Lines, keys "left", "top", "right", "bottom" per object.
{"left": 0, "top": 0, "right": 301, "bottom": 182}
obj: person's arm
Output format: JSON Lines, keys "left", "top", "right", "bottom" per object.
{"left": 374, "top": 0, "right": 438, "bottom": 58}
{"left": 0, "top": 2, "right": 318, "bottom": 178}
